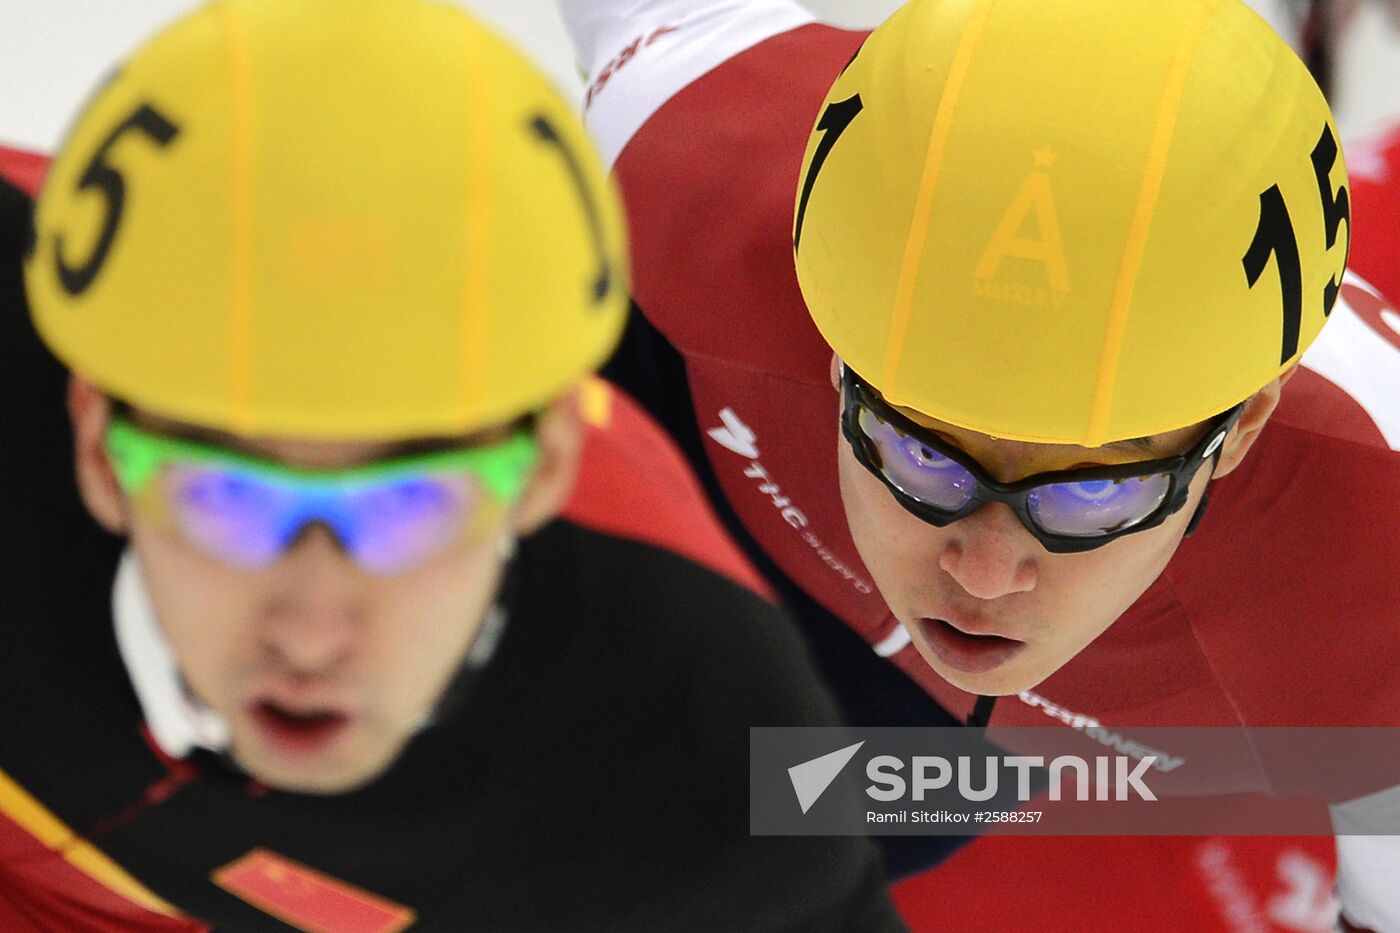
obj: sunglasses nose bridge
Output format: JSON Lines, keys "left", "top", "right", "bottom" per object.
{"left": 973, "top": 481, "right": 1041, "bottom": 531}
{"left": 279, "top": 495, "right": 359, "bottom": 563}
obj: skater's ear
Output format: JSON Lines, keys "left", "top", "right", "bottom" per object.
{"left": 69, "top": 375, "right": 128, "bottom": 535}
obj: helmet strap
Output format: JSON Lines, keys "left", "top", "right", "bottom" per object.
{"left": 1183, "top": 487, "right": 1212, "bottom": 538}
{"left": 1183, "top": 420, "right": 1239, "bottom": 539}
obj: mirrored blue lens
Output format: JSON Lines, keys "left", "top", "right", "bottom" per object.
{"left": 168, "top": 466, "right": 301, "bottom": 568}
{"left": 337, "top": 475, "right": 476, "bottom": 574}
{"left": 1027, "top": 474, "right": 1170, "bottom": 536}
{"left": 857, "top": 407, "right": 976, "bottom": 512}
{"left": 162, "top": 465, "right": 478, "bottom": 573}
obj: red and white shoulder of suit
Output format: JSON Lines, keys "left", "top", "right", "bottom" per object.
{"left": 1299, "top": 273, "right": 1400, "bottom": 450}
{"left": 1347, "top": 121, "right": 1400, "bottom": 186}
{"left": 1344, "top": 121, "right": 1400, "bottom": 309}
{"left": 560, "top": 0, "right": 815, "bottom": 168}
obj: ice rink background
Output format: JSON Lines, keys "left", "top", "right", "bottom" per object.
{"left": 3, "top": 0, "right": 1398, "bottom": 156}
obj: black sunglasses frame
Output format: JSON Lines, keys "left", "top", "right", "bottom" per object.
{"left": 839, "top": 366, "right": 1244, "bottom": 554}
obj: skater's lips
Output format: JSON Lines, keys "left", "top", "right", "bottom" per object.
{"left": 247, "top": 701, "right": 353, "bottom": 756}
{"left": 914, "top": 615, "right": 1026, "bottom": 676}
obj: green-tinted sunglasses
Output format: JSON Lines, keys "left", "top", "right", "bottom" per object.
{"left": 105, "top": 417, "right": 539, "bottom": 574}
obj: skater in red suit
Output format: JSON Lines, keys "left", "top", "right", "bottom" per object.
{"left": 558, "top": 0, "right": 1400, "bottom": 928}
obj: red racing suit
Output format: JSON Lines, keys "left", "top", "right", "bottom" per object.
{"left": 1348, "top": 121, "right": 1400, "bottom": 306}
{"left": 559, "top": 1, "right": 1400, "bottom": 929}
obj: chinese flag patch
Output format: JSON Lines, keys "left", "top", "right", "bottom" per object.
{"left": 212, "top": 849, "right": 415, "bottom": 933}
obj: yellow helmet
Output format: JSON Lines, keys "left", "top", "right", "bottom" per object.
{"left": 27, "top": 0, "right": 628, "bottom": 439}
{"left": 793, "top": 0, "right": 1349, "bottom": 446}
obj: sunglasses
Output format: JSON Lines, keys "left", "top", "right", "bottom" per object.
{"left": 105, "top": 417, "right": 539, "bottom": 574}
{"left": 840, "top": 367, "right": 1242, "bottom": 553}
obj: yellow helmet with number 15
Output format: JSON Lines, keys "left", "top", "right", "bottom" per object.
{"left": 27, "top": 0, "right": 628, "bottom": 440}
{"left": 793, "top": 0, "right": 1348, "bottom": 446}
